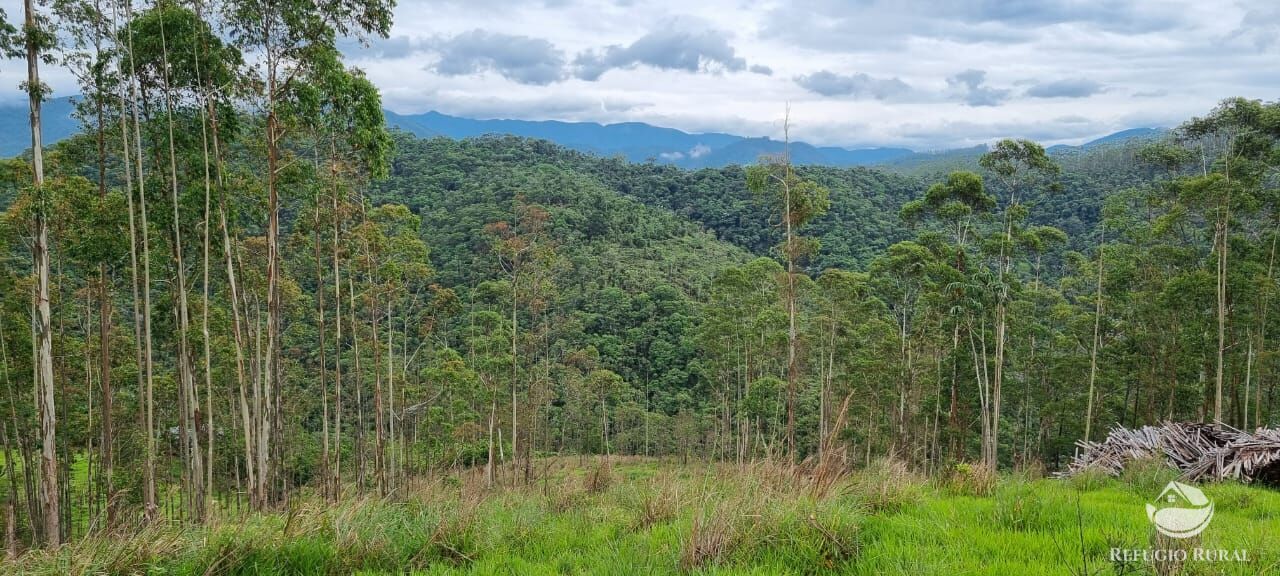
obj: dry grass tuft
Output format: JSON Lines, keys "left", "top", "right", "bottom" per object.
{"left": 848, "top": 457, "right": 925, "bottom": 513}
{"left": 803, "top": 509, "right": 860, "bottom": 567}
{"left": 631, "top": 473, "right": 681, "bottom": 531}
{"left": 680, "top": 505, "right": 738, "bottom": 571}
{"left": 941, "top": 461, "right": 997, "bottom": 497}
{"left": 1120, "top": 455, "right": 1178, "bottom": 496}
{"left": 1067, "top": 466, "right": 1113, "bottom": 492}
{"left": 809, "top": 392, "right": 857, "bottom": 498}
{"left": 584, "top": 459, "right": 614, "bottom": 494}
{"left": 1149, "top": 528, "right": 1197, "bottom": 576}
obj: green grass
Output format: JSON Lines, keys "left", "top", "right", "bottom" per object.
{"left": 4, "top": 457, "right": 1279, "bottom": 575}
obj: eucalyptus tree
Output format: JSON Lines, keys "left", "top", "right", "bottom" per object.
{"left": 699, "top": 257, "right": 786, "bottom": 461}
{"left": 745, "top": 119, "right": 830, "bottom": 460}
{"left": 899, "top": 171, "right": 994, "bottom": 463}
{"left": 122, "top": 0, "right": 239, "bottom": 520}
{"left": 51, "top": 0, "right": 120, "bottom": 525}
{"left": 1173, "top": 99, "right": 1278, "bottom": 426}
{"left": 977, "top": 140, "right": 1059, "bottom": 470}
{"left": 223, "top": 0, "right": 393, "bottom": 507}
{"left": 484, "top": 197, "right": 555, "bottom": 481}
{"left": 296, "top": 49, "right": 392, "bottom": 496}
{"left": 19, "top": 0, "right": 62, "bottom": 546}
{"left": 113, "top": 0, "right": 161, "bottom": 519}
{"left": 812, "top": 268, "right": 873, "bottom": 460}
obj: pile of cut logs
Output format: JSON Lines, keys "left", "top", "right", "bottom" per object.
{"left": 1058, "top": 422, "right": 1280, "bottom": 484}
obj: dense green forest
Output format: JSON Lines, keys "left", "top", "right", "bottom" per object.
{"left": 0, "top": 0, "right": 1278, "bottom": 565}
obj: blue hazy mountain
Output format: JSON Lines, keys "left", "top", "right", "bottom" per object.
{"left": 2, "top": 97, "right": 1163, "bottom": 168}
{"left": 1046, "top": 127, "right": 1166, "bottom": 152}
{"left": 0, "top": 97, "right": 80, "bottom": 158}
{"left": 382, "top": 110, "right": 915, "bottom": 168}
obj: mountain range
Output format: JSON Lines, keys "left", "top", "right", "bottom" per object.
{"left": 0, "top": 97, "right": 1166, "bottom": 166}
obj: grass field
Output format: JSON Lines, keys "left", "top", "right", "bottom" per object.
{"left": 4, "top": 457, "right": 1278, "bottom": 575}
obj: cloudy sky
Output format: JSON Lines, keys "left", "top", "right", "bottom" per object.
{"left": 3, "top": 0, "right": 1277, "bottom": 149}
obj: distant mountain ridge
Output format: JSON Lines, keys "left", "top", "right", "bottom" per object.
{"left": 0, "top": 97, "right": 80, "bottom": 158}
{"left": 0, "top": 96, "right": 1166, "bottom": 166}
{"left": 383, "top": 110, "right": 917, "bottom": 168}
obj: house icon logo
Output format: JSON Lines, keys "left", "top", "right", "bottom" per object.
{"left": 1146, "top": 481, "right": 1214, "bottom": 539}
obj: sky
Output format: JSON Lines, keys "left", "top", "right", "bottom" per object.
{"left": 1, "top": 0, "right": 1276, "bottom": 150}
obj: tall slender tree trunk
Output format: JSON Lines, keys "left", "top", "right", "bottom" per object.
{"left": 779, "top": 115, "right": 800, "bottom": 462}
{"left": 25, "top": 0, "right": 59, "bottom": 546}
{"left": 315, "top": 193, "right": 329, "bottom": 499}
{"left": 387, "top": 307, "right": 395, "bottom": 493}
{"left": 209, "top": 94, "right": 254, "bottom": 506}
{"left": 330, "top": 152, "right": 344, "bottom": 496}
{"left": 1255, "top": 218, "right": 1278, "bottom": 427}
{"left": 349, "top": 276, "right": 363, "bottom": 491}
{"left": 261, "top": 33, "right": 282, "bottom": 507}
{"left": 192, "top": 0, "right": 216, "bottom": 512}
{"left": 1084, "top": 229, "right": 1105, "bottom": 443}
{"left": 3, "top": 419, "right": 17, "bottom": 558}
{"left": 1213, "top": 206, "right": 1230, "bottom": 426}
{"left": 122, "top": 0, "right": 157, "bottom": 521}
{"left": 510, "top": 290, "right": 518, "bottom": 481}
{"left": 159, "top": 16, "right": 204, "bottom": 521}
{"left": 88, "top": 2, "right": 116, "bottom": 525}
{"left": 2, "top": 328, "right": 24, "bottom": 557}
{"left": 372, "top": 286, "right": 385, "bottom": 495}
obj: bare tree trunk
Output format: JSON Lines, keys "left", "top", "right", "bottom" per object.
{"left": 1214, "top": 207, "right": 1230, "bottom": 426}
{"left": 372, "top": 285, "right": 385, "bottom": 495}
{"left": 250, "top": 294, "right": 266, "bottom": 507}
{"left": 159, "top": 16, "right": 204, "bottom": 520}
{"left": 1084, "top": 229, "right": 1105, "bottom": 443}
{"left": 3, "top": 422, "right": 16, "bottom": 558}
{"left": 485, "top": 392, "right": 496, "bottom": 488}
{"left": 1256, "top": 219, "right": 1277, "bottom": 428}
{"left": 191, "top": 2, "right": 217, "bottom": 512}
{"left": 510, "top": 291, "right": 518, "bottom": 481}
{"left": 386, "top": 306, "right": 395, "bottom": 494}
{"left": 349, "top": 276, "right": 364, "bottom": 491}
{"left": 315, "top": 192, "right": 329, "bottom": 499}
{"left": 120, "top": 0, "right": 158, "bottom": 521}
{"left": 89, "top": 2, "right": 116, "bottom": 525}
{"left": 331, "top": 155, "right": 344, "bottom": 496}
{"left": 261, "top": 36, "right": 282, "bottom": 508}
{"left": 25, "top": 0, "right": 59, "bottom": 546}
{"left": 2, "top": 334, "right": 21, "bottom": 557}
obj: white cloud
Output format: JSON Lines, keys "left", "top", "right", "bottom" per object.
{"left": 0, "top": 0, "right": 1271, "bottom": 149}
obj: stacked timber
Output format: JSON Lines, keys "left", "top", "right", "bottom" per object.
{"left": 1058, "top": 422, "right": 1280, "bottom": 484}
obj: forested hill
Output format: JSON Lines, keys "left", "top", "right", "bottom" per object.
{"left": 369, "top": 135, "right": 752, "bottom": 293}
{"left": 375, "top": 134, "right": 923, "bottom": 271}
{"left": 379, "top": 132, "right": 1165, "bottom": 272}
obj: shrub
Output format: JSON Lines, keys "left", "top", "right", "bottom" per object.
{"left": 1014, "top": 459, "right": 1047, "bottom": 480}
